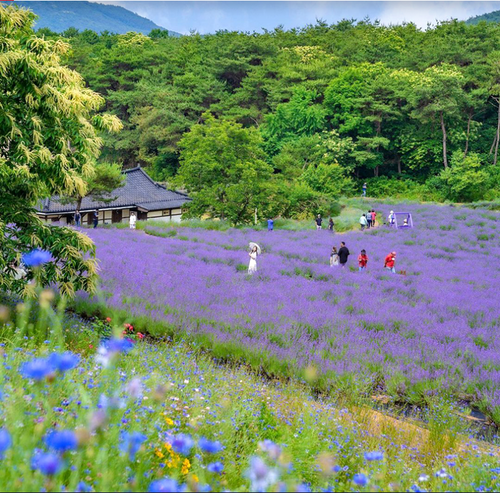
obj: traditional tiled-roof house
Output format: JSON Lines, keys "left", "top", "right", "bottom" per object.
{"left": 36, "top": 166, "right": 191, "bottom": 225}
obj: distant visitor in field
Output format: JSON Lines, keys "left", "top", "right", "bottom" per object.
{"left": 267, "top": 218, "right": 274, "bottom": 231}
{"left": 248, "top": 242, "right": 260, "bottom": 275}
{"left": 360, "top": 214, "right": 368, "bottom": 231}
{"left": 93, "top": 209, "right": 99, "bottom": 228}
{"left": 367, "top": 210, "right": 372, "bottom": 229}
{"left": 388, "top": 210, "right": 395, "bottom": 227}
{"left": 362, "top": 182, "right": 367, "bottom": 197}
{"left": 330, "top": 246, "right": 339, "bottom": 267}
{"left": 384, "top": 251, "right": 397, "bottom": 273}
{"left": 129, "top": 212, "right": 137, "bottom": 230}
{"left": 358, "top": 249, "right": 368, "bottom": 271}
{"left": 328, "top": 218, "right": 334, "bottom": 232}
{"left": 74, "top": 209, "right": 81, "bottom": 227}
{"left": 315, "top": 214, "right": 322, "bottom": 230}
{"left": 402, "top": 218, "right": 409, "bottom": 227}
{"left": 338, "top": 242, "right": 350, "bottom": 268}
{"left": 371, "top": 210, "right": 376, "bottom": 226}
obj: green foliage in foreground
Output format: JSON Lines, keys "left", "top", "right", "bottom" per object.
{"left": 0, "top": 296, "right": 499, "bottom": 491}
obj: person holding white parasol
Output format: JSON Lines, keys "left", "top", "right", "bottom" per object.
{"left": 248, "top": 242, "right": 261, "bottom": 274}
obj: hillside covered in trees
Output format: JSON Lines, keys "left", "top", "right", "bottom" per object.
{"left": 13, "top": 1, "right": 179, "bottom": 35}
{"left": 467, "top": 9, "right": 500, "bottom": 25}
{"left": 38, "top": 17, "right": 500, "bottom": 220}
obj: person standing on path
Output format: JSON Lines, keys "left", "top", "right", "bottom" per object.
{"left": 248, "top": 246, "right": 258, "bottom": 274}
{"left": 371, "top": 210, "right": 376, "bottom": 227}
{"left": 74, "top": 210, "right": 81, "bottom": 227}
{"left": 129, "top": 212, "right": 137, "bottom": 230}
{"left": 330, "top": 246, "right": 339, "bottom": 267}
{"left": 328, "top": 218, "right": 334, "bottom": 232}
{"left": 267, "top": 218, "right": 274, "bottom": 232}
{"left": 384, "top": 251, "right": 397, "bottom": 273}
{"left": 338, "top": 242, "right": 350, "bottom": 268}
{"left": 362, "top": 182, "right": 367, "bottom": 197}
{"left": 315, "top": 214, "right": 323, "bottom": 230}
{"left": 366, "top": 211, "right": 372, "bottom": 229}
{"left": 93, "top": 209, "right": 99, "bottom": 229}
{"left": 360, "top": 214, "right": 368, "bottom": 231}
{"left": 358, "top": 249, "right": 368, "bottom": 272}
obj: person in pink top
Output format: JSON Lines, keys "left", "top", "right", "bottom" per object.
{"left": 371, "top": 210, "right": 376, "bottom": 227}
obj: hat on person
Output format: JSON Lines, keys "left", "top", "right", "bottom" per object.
{"left": 390, "top": 210, "right": 394, "bottom": 214}
{"left": 391, "top": 251, "right": 396, "bottom": 255}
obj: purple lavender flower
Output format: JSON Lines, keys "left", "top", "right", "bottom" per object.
{"left": 364, "top": 451, "right": 384, "bottom": 461}
{"left": 246, "top": 456, "right": 279, "bottom": 492}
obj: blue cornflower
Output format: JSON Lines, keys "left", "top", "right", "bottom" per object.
{"left": 45, "top": 430, "right": 78, "bottom": 453}
{"left": 48, "top": 352, "right": 80, "bottom": 372}
{"left": 19, "top": 358, "right": 54, "bottom": 380}
{"left": 32, "top": 452, "right": 63, "bottom": 475}
{"left": 352, "top": 473, "right": 369, "bottom": 487}
{"left": 171, "top": 433, "right": 194, "bottom": 456}
{"left": 199, "top": 437, "right": 222, "bottom": 454}
{"left": 22, "top": 249, "right": 51, "bottom": 267}
{"left": 0, "top": 429, "right": 11, "bottom": 458}
{"left": 148, "top": 478, "right": 184, "bottom": 492}
{"left": 120, "top": 431, "right": 147, "bottom": 461}
{"left": 75, "top": 481, "right": 92, "bottom": 492}
{"left": 104, "top": 338, "right": 134, "bottom": 353}
{"left": 364, "top": 451, "right": 384, "bottom": 461}
{"left": 207, "top": 461, "right": 224, "bottom": 474}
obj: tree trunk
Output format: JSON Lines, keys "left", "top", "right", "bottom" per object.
{"left": 76, "top": 196, "right": 83, "bottom": 211}
{"left": 495, "top": 98, "right": 500, "bottom": 166}
{"left": 464, "top": 110, "right": 472, "bottom": 158}
{"left": 397, "top": 157, "right": 402, "bottom": 175}
{"left": 490, "top": 134, "right": 497, "bottom": 156}
{"left": 440, "top": 111, "right": 448, "bottom": 169}
{"left": 374, "top": 165, "right": 379, "bottom": 177}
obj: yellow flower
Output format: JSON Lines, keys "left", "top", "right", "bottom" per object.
{"left": 181, "top": 458, "right": 191, "bottom": 475}
{"left": 154, "top": 449, "right": 165, "bottom": 459}
{"left": 191, "top": 474, "right": 199, "bottom": 483}
{"left": 164, "top": 417, "right": 174, "bottom": 426}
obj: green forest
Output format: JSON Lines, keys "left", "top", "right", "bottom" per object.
{"left": 37, "top": 17, "right": 500, "bottom": 221}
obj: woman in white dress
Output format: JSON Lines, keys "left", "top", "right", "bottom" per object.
{"left": 330, "top": 246, "right": 340, "bottom": 267}
{"left": 248, "top": 246, "right": 258, "bottom": 274}
{"left": 129, "top": 212, "right": 137, "bottom": 230}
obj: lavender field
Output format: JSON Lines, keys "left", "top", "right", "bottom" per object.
{"left": 82, "top": 204, "right": 500, "bottom": 422}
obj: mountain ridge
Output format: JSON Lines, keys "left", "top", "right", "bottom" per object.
{"left": 12, "top": 1, "right": 181, "bottom": 36}
{"left": 466, "top": 9, "right": 500, "bottom": 25}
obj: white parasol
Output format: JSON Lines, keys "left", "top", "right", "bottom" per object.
{"left": 249, "top": 242, "right": 261, "bottom": 255}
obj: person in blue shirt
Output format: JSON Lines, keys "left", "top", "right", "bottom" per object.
{"left": 267, "top": 218, "right": 274, "bottom": 231}
{"left": 362, "top": 182, "right": 367, "bottom": 197}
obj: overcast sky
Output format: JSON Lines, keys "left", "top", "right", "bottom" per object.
{"left": 92, "top": 1, "right": 500, "bottom": 34}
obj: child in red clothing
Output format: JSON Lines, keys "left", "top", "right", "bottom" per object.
{"left": 384, "top": 251, "right": 396, "bottom": 273}
{"left": 358, "top": 249, "right": 368, "bottom": 271}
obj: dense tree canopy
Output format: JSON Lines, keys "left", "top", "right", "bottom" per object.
{"left": 33, "top": 14, "right": 500, "bottom": 212}
{"left": 0, "top": 6, "right": 121, "bottom": 295}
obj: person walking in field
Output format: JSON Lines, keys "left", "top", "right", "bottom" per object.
{"left": 360, "top": 214, "right": 368, "bottom": 231}
{"left": 93, "top": 209, "right": 99, "bottom": 228}
{"left": 129, "top": 212, "right": 137, "bottom": 230}
{"left": 338, "top": 242, "right": 350, "bottom": 268}
{"left": 366, "top": 211, "right": 372, "bottom": 229}
{"left": 388, "top": 210, "right": 395, "bottom": 227}
{"left": 248, "top": 245, "right": 259, "bottom": 275}
{"left": 330, "top": 246, "right": 339, "bottom": 267}
{"left": 362, "top": 182, "right": 367, "bottom": 197}
{"left": 267, "top": 218, "right": 274, "bottom": 232}
{"left": 74, "top": 209, "right": 81, "bottom": 227}
{"left": 358, "top": 249, "right": 368, "bottom": 272}
{"left": 315, "top": 214, "right": 323, "bottom": 230}
{"left": 371, "top": 209, "right": 376, "bottom": 227}
{"left": 384, "top": 251, "right": 397, "bottom": 273}
{"left": 328, "top": 218, "right": 334, "bottom": 232}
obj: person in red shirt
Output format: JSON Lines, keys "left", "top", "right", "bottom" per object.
{"left": 358, "top": 249, "right": 368, "bottom": 271}
{"left": 384, "top": 251, "right": 396, "bottom": 273}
